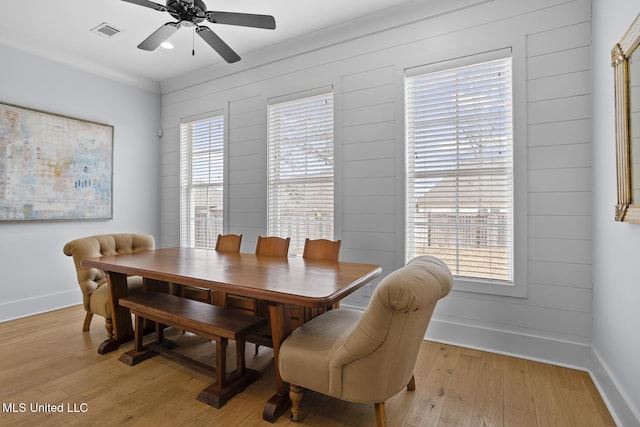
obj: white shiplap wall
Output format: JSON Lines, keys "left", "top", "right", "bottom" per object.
{"left": 160, "top": 0, "right": 593, "bottom": 367}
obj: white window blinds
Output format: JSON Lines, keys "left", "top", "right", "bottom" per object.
{"left": 180, "top": 114, "right": 224, "bottom": 249}
{"left": 268, "top": 91, "right": 334, "bottom": 257}
{"left": 406, "top": 54, "right": 513, "bottom": 283}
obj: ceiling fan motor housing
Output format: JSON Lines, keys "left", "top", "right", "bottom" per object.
{"left": 166, "top": 0, "right": 206, "bottom": 26}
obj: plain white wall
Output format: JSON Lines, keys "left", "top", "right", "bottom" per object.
{"left": 592, "top": 0, "right": 640, "bottom": 424}
{"left": 0, "top": 44, "right": 162, "bottom": 321}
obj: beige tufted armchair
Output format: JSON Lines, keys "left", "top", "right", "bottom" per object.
{"left": 63, "top": 233, "right": 155, "bottom": 338}
{"left": 278, "top": 255, "right": 453, "bottom": 427}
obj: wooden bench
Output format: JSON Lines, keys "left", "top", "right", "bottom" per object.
{"left": 118, "top": 291, "right": 267, "bottom": 408}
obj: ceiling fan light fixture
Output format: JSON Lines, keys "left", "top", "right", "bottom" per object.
{"left": 160, "top": 41, "right": 174, "bottom": 49}
{"left": 121, "top": 0, "right": 276, "bottom": 63}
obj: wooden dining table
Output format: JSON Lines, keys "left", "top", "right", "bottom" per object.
{"left": 81, "top": 247, "right": 381, "bottom": 422}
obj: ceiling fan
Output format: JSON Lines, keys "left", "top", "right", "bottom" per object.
{"left": 121, "top": 0, "right": 276, "bottom": 63}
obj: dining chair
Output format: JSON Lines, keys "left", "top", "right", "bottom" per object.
{"left": 226, "top": 235, "right": 291, "bottom": 319}
{"left": 182, "top": 234, "right": 244, "bottom": 305}
{"left": 215, "top": 233, "right": 242, "bottom": 253}
{"left": 237, "top": 235, "right": 291, "bottom": 353}
{"left": 278, "top": 255, "right": 453, "bottom": 427}
{"left": 255, "top": 235, "right": 291, "bottom": 257}
{"left": 63, "top": 233, "right": 155, "bottom": 338}
{"left": 302, "top": 238, "right": 341, "bottom": 261}
{"left": 289, "top": 238, "right": 343, "bottom": 328}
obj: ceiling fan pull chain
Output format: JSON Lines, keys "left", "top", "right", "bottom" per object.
{"left": 192, "top": 26, "right": 195, "bottom": 56}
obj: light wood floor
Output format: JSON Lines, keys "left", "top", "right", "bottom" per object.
{"left": 0, "top": 305, "right": 615, "bottom": 426}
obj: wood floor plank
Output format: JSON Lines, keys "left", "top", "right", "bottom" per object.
{"left": 501, "top": 352, "right": 538, "bottom": 426}
{"left": 527, "top": 360, "right": 573, "bottom": 427}
{"left": 438, "top": 352, "right": 482, "bottom": 426}
{"left": 0, "top": 305, "right": 616, "bottom": 427}
{"left": 405, "top": 343, "right": 460, "bottom": 426}
{"left": 471, "top": 351, "right": 505, "bottom": 427}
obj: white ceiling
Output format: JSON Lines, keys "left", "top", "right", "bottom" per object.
{"left": 0, "top": 0, "right": 422, "bottom": 88}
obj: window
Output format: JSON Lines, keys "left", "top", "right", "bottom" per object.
{"left": 268, "top": 90, "right": 334, "bottom": 257}
{"left": 180, "top": 114, "right": 224, "bottom": 249}
{"left": 406, "top": 52, "right": 513, "bottom": 284}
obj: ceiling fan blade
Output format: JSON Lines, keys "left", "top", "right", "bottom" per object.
{"left": 121, "top": 0, "right": 166, "bottom": 12}
{"left": 205, "top": 11, "right": 276, "bottom": 30}
{"left": 138, "top": 23, "right": 180, "bottom": 51}
{"left": 196, "top": 26, "right": 241, "bottom": 63}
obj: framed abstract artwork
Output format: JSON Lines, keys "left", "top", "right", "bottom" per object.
{"left": 0, "top": 101, "right": 113, "bottom": 221}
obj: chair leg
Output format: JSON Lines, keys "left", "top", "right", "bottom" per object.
{"left": 289, "top": 384, "right": 303, "bottom": 422}
{"left": 82, "top": 312, "right": 93, "bottom": 332}
{"left": 104, "top": 318, "right": 114, "bottom": 339}
{"left": 407, "top": 374, "right": 416, "bottom": 391}
{"left": 374, "top": 402, "right": 387, "bottom": 427}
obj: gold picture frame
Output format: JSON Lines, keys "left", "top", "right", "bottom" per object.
{"left": 613, "top": 13, "right": 640, "bottom": 222}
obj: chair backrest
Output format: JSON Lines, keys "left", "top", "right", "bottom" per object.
{"left": 328, "top": 255, "right": 452, "bottom": 402}
{"left": 302, "top": 238, "right": 341, "bottom": 261}
{"left": 215, "top": 234, "right": 242, "bottom": 253}
{"left": 255, "top": 236, "right": 290, "bottom": 257}
{"left": 63, "top": 233, "right": 155, "bottom": 309}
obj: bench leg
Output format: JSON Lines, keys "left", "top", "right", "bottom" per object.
{"left": 153, "top": 322, "right": 178, "bottom": 350}
{"left": 197, "top": 336, "right": 261, "bottom": 409}
{"left": 118, "top": 314, "right": 158, "bottom": 366}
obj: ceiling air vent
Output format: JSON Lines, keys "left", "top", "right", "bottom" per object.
{"left": 90, "top": 22, "right": 122, "bottom": 38}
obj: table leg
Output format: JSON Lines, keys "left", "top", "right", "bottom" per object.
{"left": 98, "top": 272, "right": 134, "bottom": 354}
{"left": 263, "top": 302, "right": 292, "bottom": 423}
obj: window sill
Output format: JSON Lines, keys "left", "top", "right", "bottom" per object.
{"left": 453, "top": 276, "right": 527, "bottom": 298}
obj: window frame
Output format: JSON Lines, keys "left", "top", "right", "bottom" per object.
{"left": 404, "top": 47, "right": 527, "bottom": 298}
{"left": 179, "top": 111, "right": 226, "bottom": 249}
{"left": 267, "top": 87, "right": 336, "bottom": 257}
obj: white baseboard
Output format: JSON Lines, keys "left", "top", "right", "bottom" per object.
{"left": 425, "top": 318, "right": 591, "bottom": 369}
{"left": 0, "top": 290, "right": 82, "bottom": 323}
{"left": 340, "top": 307, "right": 592, "bottom": 369}
{"left": 589, "top": 347, "right": 640, "bottom": 427}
